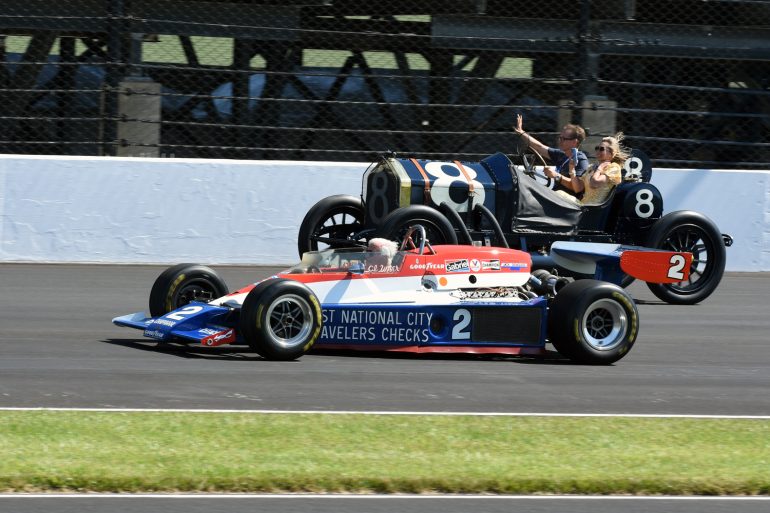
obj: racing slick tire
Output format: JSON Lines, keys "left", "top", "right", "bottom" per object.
{"left": 298, "top": 195, "right": 365, "bottom": 257}
{"left": 377, "top": 205, "right": 458, "bottom": 246}
{"left": 149, "top": 264, "right": 229, "bottom": 318}
{"left": 239, "top": 278, "right": 322, "bottom": 361}
{"left": 644, "top": 210, "right": 726, "bottom": 305}
{"left": 548, "top": 279, "right": 639, "bottom": 365}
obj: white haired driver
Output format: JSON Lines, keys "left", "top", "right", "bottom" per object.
{"left": 365, "top": 238, "right": 399, "bottom": 271}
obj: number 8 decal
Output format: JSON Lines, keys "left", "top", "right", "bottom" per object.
{"left": 424, "top": 162, "right": 486, "bottom": 212}
{"left": 635, "top": 188, "right": 655, "bottom": 218}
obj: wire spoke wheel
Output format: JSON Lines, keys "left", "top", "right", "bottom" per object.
{"left": 660, "top": 225, "right": 714, "bottom": 294}
{"left": 311, "top": 209, "right": 364, "bottom": 250}
{"left": 298, "top": 195, "right": 365, "bottom": 256}
{"left": 646, "top": 212, "right": 726, "bottom": 305}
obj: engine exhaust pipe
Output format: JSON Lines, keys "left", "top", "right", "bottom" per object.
{"left": 529, "top": 269, "right": 571, "bottom": 296}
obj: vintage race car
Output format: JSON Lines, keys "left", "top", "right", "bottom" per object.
{"left": 113, "top": 227, "right": 693, "bottom": 365}
{"left": 298, "top": 146, "right": 732, "bottom": 305}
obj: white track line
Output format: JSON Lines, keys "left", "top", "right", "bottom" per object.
{"left": 1, "top": 407, "right": 769, "bottom": 419}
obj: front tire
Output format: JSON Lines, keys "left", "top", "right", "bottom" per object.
{"left": 297, "top": 195, "right": 365, "bottom": 257}
{"left": 149, "top": 264, "right": 229, "bottom": 318}
{"left": 239, "top": 279, "right": 322, "bottom": 361}
{"left": 645, "top": 211, "right": 726, "bottom": 305}
{"left": 548, "top": 280, "right": 639, "bottom": 365}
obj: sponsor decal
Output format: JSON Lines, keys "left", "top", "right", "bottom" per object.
{"left": 501, "top": 261, "right": 529, "bottom": 271}
{"left": 469, "top": 259, "right": 481, "bottom": 272}
{"left": 321, "top": 308, "right": 433, "bottom": 344}
{"left": 408, "top": 262, "right": 445, "bottom": 270}
{"left": 151, "top": 318, "right": 177, "bottom": 328}
{"left": 482, "top": 259, "right": 501, "bottom": 271}
{"left": 201, "top": 328, "right": 236, "bottom": 347}
{"left": 445, "top": 259, "right": 470, "bottom": 273}
{"left": 144, "top": 329, "right": 165, "bottom": 339}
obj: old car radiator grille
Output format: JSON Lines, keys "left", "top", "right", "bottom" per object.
{"left": 471, "top": 307, "right": 542, "bottom": 343}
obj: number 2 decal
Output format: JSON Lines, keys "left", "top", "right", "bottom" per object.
{"left": 166, "top": 305, "right": 204, "bottom": 321}
{"left": 452, "top": 309, "right": 471, "bottom": 340}
{"left": 668, "top": 254, "right": 687, "bottom": 280}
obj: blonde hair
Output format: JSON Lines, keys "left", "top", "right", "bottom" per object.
{"left": 601, "top": 132, "right": 630, "bottom": 165}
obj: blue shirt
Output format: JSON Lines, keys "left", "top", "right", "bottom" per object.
{"left": 548, "top": 147, "right": 589, "bottom": 194}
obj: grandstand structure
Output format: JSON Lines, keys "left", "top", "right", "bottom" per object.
{"left": 1, "top": 0, "right": 769, "bottom": 167}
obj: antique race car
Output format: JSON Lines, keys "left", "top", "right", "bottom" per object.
{"left": 298, "top": 147, "right": 732, "bottom": 305}
{"left": 114, "top": 227, "right": 693, "bottom": 364}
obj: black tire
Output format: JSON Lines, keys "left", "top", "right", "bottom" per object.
{"left": 298, "top": 195, "right": 365, "bottom": 257}
{"left": 548, "top": 279, "right": 639, "bottom": 365}
{"left": 149, "top": 264, "right": 229, "bottom": 318}
{"left": 239, "top": 279, "right": 322, "bottom": 361}
{"left": 645, "top": 211, "right": 726, "bottom": 305}
{"left": 376, "top": 205, "right": 458, "bottom": 246}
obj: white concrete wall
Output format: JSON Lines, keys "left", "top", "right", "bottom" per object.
{"left": 1, "top": 154, "right": 768, "bottom": 270}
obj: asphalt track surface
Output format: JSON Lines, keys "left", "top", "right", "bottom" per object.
{"left": 1, "top": 264, "right": 768, "bottom": 415}
{"left": 1, "top": 265, "right": 769, "bottom": 513}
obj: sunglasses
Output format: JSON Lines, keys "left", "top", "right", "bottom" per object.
{"left": 595, "top": 146, "right": 610, "bottom": 152}
{"left": 559, "top": 136, "right": 577, "bottom": 141}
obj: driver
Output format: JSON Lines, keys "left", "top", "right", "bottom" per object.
{"left": 513, "top": 114, "right": 589, "bottom": 196}
{"left": 365, "top": 238, "right": 398, "bottom": 272}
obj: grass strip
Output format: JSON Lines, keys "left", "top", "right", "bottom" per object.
{"left": 1, "top": 411, "right": 768, "bottom": 495}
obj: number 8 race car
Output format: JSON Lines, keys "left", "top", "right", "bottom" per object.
{"left": 298, "top": 145, "right": 732, "bottom": 305}
{"left": 114, "top": 226, "right": 693, "bottom": 365}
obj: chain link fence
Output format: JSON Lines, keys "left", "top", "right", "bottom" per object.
{"left": 1, "top": 0, "right": 769, "bottom": 167}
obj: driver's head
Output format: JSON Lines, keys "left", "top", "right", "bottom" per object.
{"left": 558, "top": 124, "right": 586, "bottom": 152}
{"left": 366, "top": 238, "right": 398, "bottom": 268}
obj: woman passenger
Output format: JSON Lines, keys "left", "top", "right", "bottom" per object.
{"left": 545, "top": 133, "right": 628, "bottom": 205}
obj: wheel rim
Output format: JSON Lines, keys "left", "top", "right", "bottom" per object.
{"left": 310, "top": 207, "right": 364, "bottom": 251}
{"left": 659, "top": 224, "right": 717, "bottom": 294}
{"left": 581, "top": 298, "right": 628, "bottom": 351}
{"left": 265, "top": 294, "right": 314, "bottom": 349}
{"left": 173, "top": 280, "right": 219, "bottom": 308}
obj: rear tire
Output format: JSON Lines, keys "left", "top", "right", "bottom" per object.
{"left": 645, "top": 211, "right": 726, "bottom": 305}
{"left": 548, "top": 280, "right": 639, "bottom": 365}
{"left": 376, "top": 205, "right": 458, "bottom": 246}
{"left": 239, "top": 279, "right": 322, "bottom": 361}
{"left": 149, "top": 264, "right": 229, "bottom": 318}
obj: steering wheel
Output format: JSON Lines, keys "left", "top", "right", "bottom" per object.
{"left": 513, "top": 133, "right": 553, "bottom": 189}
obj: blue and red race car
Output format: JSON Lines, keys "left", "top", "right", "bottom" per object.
{"left": 114, "top": 227, "right": 692, "bottom": 365}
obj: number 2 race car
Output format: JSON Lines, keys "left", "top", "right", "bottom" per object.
{"left": 113, "top": 226, "right": 693, "bottom": 365}
{"left": 298, "top": 146, "right": 732, "bottom": 305}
